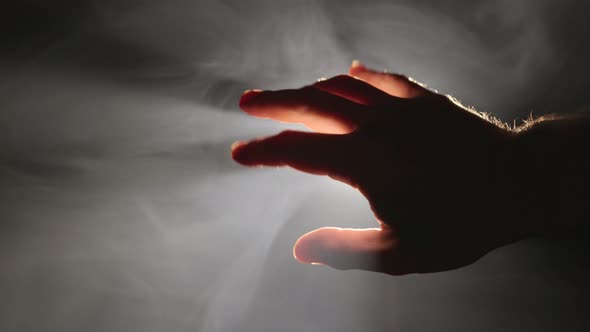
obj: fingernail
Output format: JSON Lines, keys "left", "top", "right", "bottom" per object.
{"left": 230, "top": 140, "right": 245, "bottom": 151}
{"left": 351, "top": 60, "right": 365, "bottom": 70}
{"left": 239, "top": 89, "right": 262, "bottom": 107}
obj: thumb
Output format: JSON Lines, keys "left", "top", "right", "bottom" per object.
{"left": 293, "top": 227, "right": 402, "bottom": 273}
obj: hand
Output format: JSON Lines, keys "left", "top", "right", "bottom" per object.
{"left": 231, "top": 61, "right": 527, "bottom": 275}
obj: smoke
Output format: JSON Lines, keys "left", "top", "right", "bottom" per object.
{"left": 1, "top": 1, "right": 589, "bottom": 331}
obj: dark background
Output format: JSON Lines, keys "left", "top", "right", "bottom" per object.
{"left": 1, "top": 1, "right": 589, "bottom": 331}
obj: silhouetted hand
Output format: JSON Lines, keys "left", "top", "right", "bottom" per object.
{"left": 231, "top": 61, "right": 533, "bottom": 275}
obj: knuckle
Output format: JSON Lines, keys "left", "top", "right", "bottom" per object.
{"left": 318, "top": 75, "right": 354, "bottom": 87}
{"left": 418, "top": 92, "right": 450, "bottom": 106}
{"left": 434, "top": 93, "right": 455, "bottom": 107}
{"left": 312, "top": 75, "right": 351, "bottom": 89}
{"left": 277, "top": 130, "right": 302, "bottom": 140}
{"left": 388, "top": 73, "right": 409, "bottom": 81}
{"left": 330, "top": 74, "right": 351, "bottom": 81}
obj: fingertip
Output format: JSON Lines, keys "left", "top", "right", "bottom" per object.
{"left": 349, "top": 60, "right": 366, "bottom": 76}
{"left": 239, "top": 89, "right": 262, "bottom": 108}
{"left": 230, "top": 141, "right": 253, "bottom": 165}
{"left": 351, "top": 59, "right": 365, "bottom": 70}
{"left": 293, "top": 232, "right": 314, "bottom": 264}
{"left": 230, "top": 140, "right": 244, "bottom": 151}
{"left": 293, "top": 227, "right": 341, "bottom": 265}
{"left": 293, "top": 240, "right": 317, "bottom": 265}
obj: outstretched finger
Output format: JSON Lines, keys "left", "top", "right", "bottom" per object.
{"left": 239, "top": 88, "right": 367, "bottom": 134}
{"left": 293, "top": 227, "right": 411, "bottom": 275}
{"left": 231, "top": 130, "right": 358, "bottom": 185}
{"left": 349, "top": 61, "right": 432, "bottom": 98}
{"left": 313, "top": 75, "right": 400, "bottom": 106}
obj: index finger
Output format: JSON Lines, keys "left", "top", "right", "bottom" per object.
{"left": 239, "top": 87, "right": 368, "bottom": 134}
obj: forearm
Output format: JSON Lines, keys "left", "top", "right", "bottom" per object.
{"left": 511, "top": 112, "right": 590, "bottom": 234}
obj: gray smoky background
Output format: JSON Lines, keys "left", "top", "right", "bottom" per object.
{"left": 1, "top": 1, "right": 589, "bottom": 331}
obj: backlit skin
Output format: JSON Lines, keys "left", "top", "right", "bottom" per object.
{"left": 231, "top": 61, "right": 584, "bottom": 275}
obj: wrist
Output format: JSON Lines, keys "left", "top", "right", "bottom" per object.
{"left": 506, "top": 114, "right": 590, "bottom": 235}
{"left": 488, "top": 129, "right": 547, "bottom": 238}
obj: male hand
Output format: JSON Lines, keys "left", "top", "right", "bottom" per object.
{"left": 232, "top": 62, "right": 527, "bottom": 275}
